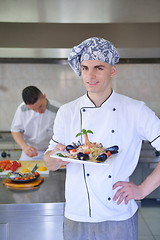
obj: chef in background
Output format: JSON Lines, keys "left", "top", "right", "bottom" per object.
{"left": 11, "top": 85, "right": 59, "bottom": 160}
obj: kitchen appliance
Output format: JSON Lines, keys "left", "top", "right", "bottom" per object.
{"left": 0, "top": 132, "right": 21, "bottom": 160}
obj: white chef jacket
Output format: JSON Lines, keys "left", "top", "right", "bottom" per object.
{"left": 11, "top": 100, "right": 58, "bottom": 160}
{"left": 47, "top": 91, "right": 160, "bottom": 222}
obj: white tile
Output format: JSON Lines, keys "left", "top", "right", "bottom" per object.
{"left": 0, "top": 63, "right": 160, "bottom": 130}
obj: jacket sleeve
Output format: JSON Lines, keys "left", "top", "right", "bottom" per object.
{"left": 10, "top": 105, "right": 24, "bottom": 133}
{"left": 137, "top": 103, "right": 160, "bottom": 150}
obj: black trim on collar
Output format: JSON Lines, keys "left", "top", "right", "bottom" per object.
{"left": 79, "top": 90, "right": 114, "bottom": 142}
{"left": 150, "top": 135, "right": 160, "bottom": 144}
{"left": 51, "top": 138, "right": 60, "bottom": 144}
{"left": 86, "top": 89, "right": 113, "bottom": 107}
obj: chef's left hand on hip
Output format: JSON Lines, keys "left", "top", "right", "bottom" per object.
{"left": 113, "top": 181, "right": 142, "bottom": 205}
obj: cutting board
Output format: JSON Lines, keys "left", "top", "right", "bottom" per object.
{"left": 18, "top": 161, "right": 49, "bottom": 175}
{"left": 2, "top": 176, "right": 44, "bottom": 190}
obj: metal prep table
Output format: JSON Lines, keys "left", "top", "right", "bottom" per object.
{"left": 0, "top": 170, "right": 66, "bottom": 240}
{"left": 1, "top": 141, "right": 160, "bottom": 240}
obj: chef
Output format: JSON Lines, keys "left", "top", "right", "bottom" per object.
{"left": 44, "top": 37, "right": 160, "bottom": 240}
{"left": 11, "top": 85, "right": 59, "bottom": 160}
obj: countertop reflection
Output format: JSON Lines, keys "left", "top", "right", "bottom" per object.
{"left": 0, "top": 170, "right": 66, "bottom": 204}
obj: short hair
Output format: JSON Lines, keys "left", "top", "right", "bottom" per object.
{"left": 22, "top": 86, "right": 42, "bottom": 105}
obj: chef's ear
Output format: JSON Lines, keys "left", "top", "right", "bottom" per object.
{"left": 111, "top": 66, "right": 117, "bottom": 77}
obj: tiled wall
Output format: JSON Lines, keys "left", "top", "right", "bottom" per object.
{"left": 0, "top": 63, "right": 159, "bottom": 131}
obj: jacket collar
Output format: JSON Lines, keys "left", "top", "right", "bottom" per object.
{"left": 81, "top": 90, "right": 116, "bottom": 108}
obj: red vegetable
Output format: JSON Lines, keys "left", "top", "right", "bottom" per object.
{"left": 0, "top": 160, "right": 21, "bottom": 172}
{"left": 34, "top": 172, "right": 40, "bottom": 177}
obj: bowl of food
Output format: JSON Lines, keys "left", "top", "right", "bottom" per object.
{"left": 6, "top": 164, "right": 40, "bottom": 183}
{"left": 7, "top": 171, "right": 40, "bottom": 183}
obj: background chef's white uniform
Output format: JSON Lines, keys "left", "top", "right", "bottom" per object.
{"left": 47, "top": 91, "right": 160, "bottom": 222}
{"left": 11, "top": 100, "right": 58, "bottom": 160}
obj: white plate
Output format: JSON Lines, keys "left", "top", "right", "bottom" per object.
{"left": 50, "top": 151, "right": 114, "bottom": 166}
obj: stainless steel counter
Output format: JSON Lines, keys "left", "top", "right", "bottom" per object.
{"left": 0, "top": 169, "right": 66, "bottom": 204}
{"left": 0, "top": 170, "right": 66, "bottom": 240}
{"left": 1, "top": 141, "right": 160, "bottom": 239}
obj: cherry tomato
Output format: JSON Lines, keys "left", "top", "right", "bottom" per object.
{"left": 83, "top": 151, "right": 91, "bottom": 154}
{"left": 34, "top": 172, "right": 40, "bottom": 177}
{"left": 106, "top": 151, "right": 111, "bottom": 157}
{"left": 15, "top": 177, "right": 21, "bottom": 180}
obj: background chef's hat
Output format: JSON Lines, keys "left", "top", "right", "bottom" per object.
{"left": 68, "top": 37, "right": 120, "bottom": 76}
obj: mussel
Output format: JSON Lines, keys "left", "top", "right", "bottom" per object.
{"left": 77, "top": 152, "right": 89, "bottom": 161}
{"left": 106, "top": 145, "right": 119, "bottom": 154}
{"left": 66, "top": 145, "right": 77, "bottom": 152}
{"left": 96, "top": 153, "right": 108, "bottom": 162}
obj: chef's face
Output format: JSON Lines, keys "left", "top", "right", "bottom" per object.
{"left": 81, "top": 60, "right": 116, "bottom": 96}
{"left": 27, "top": 94, "right": 48, "bottom": 113}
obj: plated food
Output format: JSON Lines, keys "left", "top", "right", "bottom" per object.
{"left": 6, "top": 164, "right": 40, "bottom": 183}
{"left": 53, "top": 129, "right": 119, "bottom": 164}
{"left": 7, "top": 171, "right": 40, "bottom": 183}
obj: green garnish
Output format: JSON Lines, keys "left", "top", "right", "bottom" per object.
{"left": 57, "top": 153, "right": 66, "bottom": 158}
{"left": 75, "top": 129, "right": 93, "bottom": 145}
{"left": 75, "top": 129, "right": 93, "bottom": 137}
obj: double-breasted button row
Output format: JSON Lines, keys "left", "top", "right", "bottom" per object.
{"left": 112, "top": 107, "right": 116, "bottom": 133}
{"left": 86, "top": 174, "right": 112, "bottom": 178}
{"left": 82, "top": 108, "right": 116, "bottom": 133}
{"left": 86, "top": 173, "right": 112, "bottom": 201}
{"left": 108, "top": 175, "right": 112, "bottom": 201}
{"left": 82, "top": 107, "right": 116, "bottom": 112}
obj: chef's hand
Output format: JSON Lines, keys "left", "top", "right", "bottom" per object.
{"left": 24, "top": 145, "right": 38, "bottom": 157}
{"left": 113, "top": 181, "right": 145, "bottom": 205}
{"left": 44, "top": 143, "right": 69, "bottom": 171}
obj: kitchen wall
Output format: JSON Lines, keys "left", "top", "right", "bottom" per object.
{"left": 0, "top": 62, "right": 159, "bottom": 131}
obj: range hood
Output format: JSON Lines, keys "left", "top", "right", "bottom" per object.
{"left": 0, "top": 0, "right": 159, "bottom": 23}
{"left": 0, "top": 47, "right": 160, "bottom": 60}
{"left": 0, "top": 0, "right": 159, "bottom": 59}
